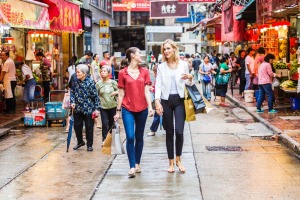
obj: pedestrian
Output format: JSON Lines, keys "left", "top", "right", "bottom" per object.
{"left": 235, "top": 50, "right": 246, "bottom": 96}
{"left": 150, "top": 54, "right": 156, "bottom": 70}
{"left": 76, "top": 51, "right": 93, "bottom": 67}
{"left": 15, "top": 61, "right": 36, "bottom": 111}
{"left": 192, "top": 53, "right": 201, "bottom": 83}
{"left": 0, "top": 51, "right": 17, "bottom": 114}
{"left": 214, "top": 54, "right": 232, "bottom": 107}
{"left": 256, "top": 53, "right": 280, "bottom": 114}
{"left": 113, "top": 47, "right": 154, "bottom": 178}
{"left": 148, "top": 65, "right": 160, "bottom": 136}
{"left": 199, "top": 55, "right": 213, "bottom": 101}
{"left": 245, "top": 47, "right": 255, "bottom": 90}
{"left": 228, "top": 52, "right": 237, "bottom": 85}
{"left": 184, "top": 54, "right": 193, "bottom": 72}
{"left": 70, "top": 64, "right": 101, "bottom": 152}
{"left": 90, "top": 54, "right": 101, "bottom": 83}
{"left": 100, "top": 51, "right": 117, "bottom": 80}
{"left": 66, "top": 56, "right": 77, "bottom": 83}
{"left": 253, "top": 47, "right": 266, "bottom": 91}
{"left": 155, "top": 39, "right": 193, "bottom": 173}
{"left": 96, "top": 65, "right": 118, "bottom": 143}
{"left": 36, "top": 52, "right": 51, "bottom": 102}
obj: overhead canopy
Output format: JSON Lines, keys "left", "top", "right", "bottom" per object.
{"left": 186, "top": 14, "right": 221, "bottom": 32}
{"left": 236, "top": 0, "right": 256, "bottom": 22}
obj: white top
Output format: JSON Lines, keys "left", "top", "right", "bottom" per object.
{"left": 21, "top": 64, "right": 34, "bottom": 80}
{"left": 155, "top": 59, "right": 193, "bottom": 101}
{"left": 245, "top": 55, "right": 255, "bottom": 75}
{"left": 200, "top": 62, "right": 213, "bottom": 79}
{"left": 2, "top": 58, "right": 16, "bottom": 81}
{"left": 67, "top": 65, "right": 76, "bottom": 82}
{"left": 168, "top": 67, "right": 178, "bottom": 94}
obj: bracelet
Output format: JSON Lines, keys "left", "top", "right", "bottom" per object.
{"left": 116, "top": 108, "right": 121, "bottom": 111}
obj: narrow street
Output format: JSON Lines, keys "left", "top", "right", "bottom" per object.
{"left": 1, "top": 91, "right": 300, "bottom": 199}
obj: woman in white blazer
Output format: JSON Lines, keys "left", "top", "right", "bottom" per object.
{"left": 155, "top": 39, "right": 193, "bottom": 173}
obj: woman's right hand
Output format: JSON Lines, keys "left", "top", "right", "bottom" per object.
{"left": 114, "top": 112, "right": 120, "bottom": 121}
{"left": 155, "top": 100, "right": 163, "bottom": 115}
{"left": 71, "top": 103, "right": 75, "bottom": 109}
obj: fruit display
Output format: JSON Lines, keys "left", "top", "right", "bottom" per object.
{"left": 280, "top": 80, "right": 297, "bottom": 88}
{"left": 278, "top": 39, "right": 287, "bottom": 59}
{"left": 273, "top": 61, "right": 287, "bottom": 69}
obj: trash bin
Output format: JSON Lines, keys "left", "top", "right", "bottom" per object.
{"left": 244, "top": 90, "right": 254, "bottom": 103}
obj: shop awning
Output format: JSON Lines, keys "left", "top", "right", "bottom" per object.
{"left": 236, "top": 0, "right": 256, "bottom": 22}
{"left": 47, "top": 0, "right": 83, "bottom": 34}
{"left": 0, "top": 0, "right": 50, "bottom": 29}
{"left": 38, "top": 0, "right": 60, "bottom": 21}
{"left": 186, "top": 14, "right": 221, "bottom": 32}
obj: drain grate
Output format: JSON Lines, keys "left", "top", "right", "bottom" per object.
{"left": 206, "top": 146, "right": 243, "bottom": 152}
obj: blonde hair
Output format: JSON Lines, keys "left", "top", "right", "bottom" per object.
{"left": 161, "top": 39, "right": 180, "bottom": 63}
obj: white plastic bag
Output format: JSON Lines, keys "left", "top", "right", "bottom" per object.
{"left": 111, "top": 123, "right": 125, "bottom": 155}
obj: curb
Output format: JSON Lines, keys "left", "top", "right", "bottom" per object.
{"left": 226, "top": 93, "right": 300, "bottom": 155}
{"left": 0, "top": 117, "right": 22, "bottom": 136}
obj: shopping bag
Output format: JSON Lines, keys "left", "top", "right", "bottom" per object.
{"left": 101, "top": 133, "right": 112, "bottom": 155}
{"left": 186, "top": 84, "right": 206, "bottom": 113}
{"left": 111, "top": 123, "right": 125, "bottom": 155}
{"left": 184, "top": 88, "right": 196, "bottom": 122}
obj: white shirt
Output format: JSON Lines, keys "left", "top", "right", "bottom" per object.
{"left": 168, "top": 67, "right": 178, "bottom": 94}
{"left": 22, "top": 64, "right": 34, "bottom": 80}
{"left": 2, "top": 57, "right": 16, "bottom": 81}
{"left": 67, "top": 65, "right": 76, "bottom": 82}
{"left": 245, "top": 55, "right": 255, "bottom": 75}
{"left": 155, "top": 60, "right": 193, "bottom": 100}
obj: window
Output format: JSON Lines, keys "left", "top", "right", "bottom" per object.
{"left": 114, "top": 12, "right": 165, "bottom": 26}
{"left": 90, "top": 0, "right": 99, "bottom": 7}
{"left": 114, "top": 12, "right": 127, "bottom": 26}
{"left": 90, "top": 0, "right": 112, "bottom": 13}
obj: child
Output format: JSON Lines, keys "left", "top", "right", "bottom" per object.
{"left": 148, "top": 64, "right": 161, "bottom": 136}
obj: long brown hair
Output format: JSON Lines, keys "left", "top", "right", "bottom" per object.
{"left": 125, "top": 47, "right": 139, "bottom": 64}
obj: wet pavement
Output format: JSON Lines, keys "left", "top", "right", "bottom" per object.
{"left": 0, "top": 84, "right": 300, "bottom": 199}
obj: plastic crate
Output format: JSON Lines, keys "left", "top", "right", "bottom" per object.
{"left": 24, "top": 112, "right": 46, "bottom": 126}
{"left": 291, "top": 98, "right": 300, "bottom": 111}
{"left": 45, "top": 102, "right": 68, "bottom": 120}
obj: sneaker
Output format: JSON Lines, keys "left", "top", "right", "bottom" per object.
{"left": 268, "top": 109, "right": 278, "bottom": 114}
{"left": 147, "top": 131, "right": 155, "bottom": 136}
{"left": 256, "top": 109, "right": 264, "bottom": 113}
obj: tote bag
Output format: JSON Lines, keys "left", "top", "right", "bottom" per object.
{"left": 184, "top": 88, "right": 196, "bottom": 122}
{"left": 111, "top": 123, "right": 125, "bottom": 155}
{"left": 186, "top": 84, "right": 206, "bottom": 113}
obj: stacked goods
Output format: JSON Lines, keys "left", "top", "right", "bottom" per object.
{"left": 280, "top": 80, "right": 297, "bottom": 89}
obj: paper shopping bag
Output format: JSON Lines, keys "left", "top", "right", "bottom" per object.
{"left": 101, "top": 133, "right": 112, "bottom": 155}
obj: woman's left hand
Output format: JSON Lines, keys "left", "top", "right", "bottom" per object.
{"left": 110, "top": 91, "right": 118, "bottom": 96}
{"left": 148, "top": 109, "right": 154, "bottom": 117}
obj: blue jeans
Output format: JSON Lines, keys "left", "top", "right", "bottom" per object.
{"left": 256, "top": 84, "right": 273, "bottom": 111}
{"left": 150, "top": 112, "right": 160, "bottom": 132}
{"left": 245, "top": 74, "right": 251, "bottom": 90}
{"left": 122, "top": 107, "right": 148, "bottom": 168}
{"left": 202, "top": 82, "right": 211, "bottom": 100}
{"left": 24, "top": 78, "right": 36, "bottom": 103}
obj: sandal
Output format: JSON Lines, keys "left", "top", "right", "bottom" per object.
{"left": 167, "top": 165, "right": 175, "bottom": 173}
{"left": 176, "top": 161, "right": 186, "bottom": 173}
{"left": 128, "top": 168, "right": 136, "bottom": 178}
{"left": 136, "top": 165, "right": 142, "bottom": 173}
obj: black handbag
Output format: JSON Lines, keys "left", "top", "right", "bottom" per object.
{"left": 186, "top": 84, "right": 206, "bottom": 113}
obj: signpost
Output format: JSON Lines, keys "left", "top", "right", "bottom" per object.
{"left": 99, "top": 19, "right": 110, "bottom": 45}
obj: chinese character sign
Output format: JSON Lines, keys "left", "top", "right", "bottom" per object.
{"left": 50, "top": 0, "right": 82, "bottom": 33}
{"left": 150, "top": 0, "right": 188, "bottom": 19}
{"left": 113, "top": 0, "right": 150, "bottom": 11}
{"left": 0, "top": 0, "right": 49, "bottom": 29}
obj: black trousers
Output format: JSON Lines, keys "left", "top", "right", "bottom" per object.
{"left": 161, "top": 94, "right": 185, "bottom": 159}
{"left": 5, "top": 81, "right": 17, "bottom": 112}
{"left": 100, "top": 107, "right": 117, "bottom": 141}
{"left": 43, "top": 81, "right": 50, "bottom": 101}
{"left": 74, "top": 113, "right": 94, "bottom": 147}
{"left": 239, "top": 79, "right": 246, "bottom": 95}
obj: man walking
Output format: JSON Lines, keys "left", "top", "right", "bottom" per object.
{"left": 245, "top": 47, "right": 255, "bottom": 90}
{"left": 192, "top": 53, "right": 201, "bottom": 83}
{"left": 36, "top": 52, "right": 52, "bottom": 102}
{"left": 100, "top": 51, "right": 116, "bottom": 79}
{"left": 0, "top": 51, "right": 17, "bottom": 114}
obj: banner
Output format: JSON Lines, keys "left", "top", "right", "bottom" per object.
{"left": 113, "top": 0, "right": 150, "bottom": 11}
{"left": 150, "top": 0, "right": 188, "bottom": 19}
{"left": 223, "top": 0, "right": 233, "bottom": 33}
{"left": 0, "top": 0, "right": 49, "bottom": 29}
{"left": 50, "top": 0, "right": 82, "bottom": 33}
{"left": 178, "top": 0, "right": 216, "bottom": 2}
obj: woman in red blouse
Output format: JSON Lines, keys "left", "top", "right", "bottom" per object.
{"left": 114, "top": 47, "right": 154, "bottom": 178}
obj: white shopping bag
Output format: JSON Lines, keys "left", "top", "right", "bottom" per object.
{"left": 111, "top": 123, "right": 125, "bottom": 155}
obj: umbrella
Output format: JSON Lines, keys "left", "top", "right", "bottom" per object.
{"left": 159, "top": 115, "right": 163, "bottom": 130}
{"left": 66, "top": 112, "right": 74, "bottom": 152}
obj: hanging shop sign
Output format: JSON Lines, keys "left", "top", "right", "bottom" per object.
{"left": 150, "top": 0, "right": 188, "bottom": 19}
{"left": 50, "top": 0, "right": 82, "bottom": 33}
{"left": 81, "top": 8, "right": 92, "bottom": 32}
{"left": 113, "top": 0, "right": 150, "bottom": 12}
{"left": 178, "top": 0, "right": 216, "bottom": 3}
{"left": 0, "top": 0, "right": 49, "bottom": 29}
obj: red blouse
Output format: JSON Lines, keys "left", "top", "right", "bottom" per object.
{"left": 118, "top": 66, "right": 151, "bottom": 112}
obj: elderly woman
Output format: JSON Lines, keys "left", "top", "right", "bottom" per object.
{"left": 70, "top": 64, "right": 101, "bottom": 151}
{"left": 155, "top": 39, "right": 193, "bottom": 173}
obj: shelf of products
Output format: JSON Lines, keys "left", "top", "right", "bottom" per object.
{"left": 260, "top": 29, "right": 278, "bottom": 58}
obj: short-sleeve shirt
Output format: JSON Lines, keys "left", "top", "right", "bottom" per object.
{"left": 245, "top": 55, "right": 255, "bottom": 75}
{"left": 21, "top": 64, "right": 34, "bottom": 80}
{"left": 118, "top": 66, "right": 151, "bottom": 112}
{"left": 2, "top": 58, "right": 16, "bottom": 81}
{"left": 100, "top": 59, "right": 113, "bottom": 79}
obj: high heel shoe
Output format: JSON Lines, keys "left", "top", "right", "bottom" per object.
{"left": 176, "top": 161, "right": 186, "bottom": 173}
{"left": 128, "top": 168, "right": 136, "bottom": 178}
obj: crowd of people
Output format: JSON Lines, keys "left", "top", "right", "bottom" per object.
{"left": 0, "top": 39, "right": 281, "bottom": 178}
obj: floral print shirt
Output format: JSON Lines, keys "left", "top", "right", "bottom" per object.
{"left": 70, "top": 76, "right": 101, "bottom": 115}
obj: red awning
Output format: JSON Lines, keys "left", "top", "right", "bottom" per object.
{"left": 41, "top": 0, "right": 82, "bottom": 33}
{"left": 38, "top": 0, "right": 59, "bottom": 21}
{"left": 186, "top": 14, "right": 221, "bottom": 32}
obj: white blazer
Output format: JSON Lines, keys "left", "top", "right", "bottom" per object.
{"left": 155, "top": 60, "right": 193, "bottom": 101}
